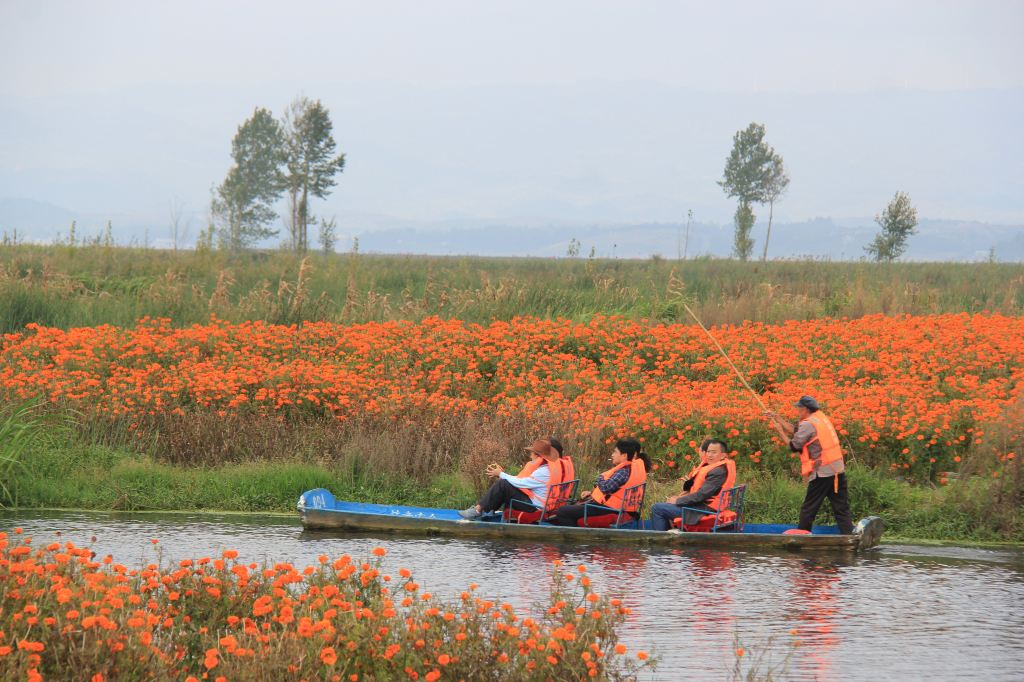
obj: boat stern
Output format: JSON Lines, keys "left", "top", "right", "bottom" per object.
{"left": 853, "top": 516, "right": 885, "bottom": 550}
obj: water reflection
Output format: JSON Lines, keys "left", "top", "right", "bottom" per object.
{"left": 2, "top": 511, "right": 1023, "bottom": 681}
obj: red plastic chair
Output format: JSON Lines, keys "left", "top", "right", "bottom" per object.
{"left": 579, "top": 482, "right": 647, "bottom": 529}
{"left": 503, "top": 479, "right": 579, "bottom": 524}
{"left": 671, "top": 485, "right": 746, "bottom": 532}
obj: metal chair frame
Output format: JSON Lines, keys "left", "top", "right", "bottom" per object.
{"left": 502, "top": 479, "right": 579, "bottom": 524}
{"left": 678, "top": 484, "right": 747, "bottom": 532}
{"left": 580, "top": 482, "right": 647, "bottom": 529}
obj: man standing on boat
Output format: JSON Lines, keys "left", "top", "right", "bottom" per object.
{"left": 765, "top": 395, "right": 854, "bottom": 535}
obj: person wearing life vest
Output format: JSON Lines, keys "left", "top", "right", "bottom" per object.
{"left": 549, "top": 437, "right": 650, "bottom": 527}
{"left": 516, "top": 436, "right": 575, "bottom": 484}
{"left": 650, "top": 439, "right": 735, "bottom": 531}
{"left": 549, "top": 437, "right": 576, "bottom": 483}
{"left": 458, "top": 439, "right": 564, "bottom": 520}
{"left": 679, "top": 438, "right": 713, "bottom": 492}
{"left": 765, "top": 395, "right": 854, "bottom": 534}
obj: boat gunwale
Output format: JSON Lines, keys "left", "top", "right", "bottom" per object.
{"left": 298, "top": 505, "right": 870, "bottom": 550}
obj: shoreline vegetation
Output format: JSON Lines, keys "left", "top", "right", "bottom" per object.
{"left": 1, "top": 246, "right": 1022, "bottom": 543}
{"left": 3, "top": 411, "right": 1021, "bottom": 544}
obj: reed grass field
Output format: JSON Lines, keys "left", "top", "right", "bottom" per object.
{"left": 2, "top": 244, "right": 1023, "bottom": 332}
{"left": 1, "top": 244, "right": 1022, "bottom": 541}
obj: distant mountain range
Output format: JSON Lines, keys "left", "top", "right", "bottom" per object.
{"left": 2, "top": 196, "right": 1021, "bottom": 261}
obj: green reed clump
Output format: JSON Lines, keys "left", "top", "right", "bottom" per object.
{"left": 0, "top": 400, "right": 71, "bottom": 507}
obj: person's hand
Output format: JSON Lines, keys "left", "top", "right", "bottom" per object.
{"left": 579, "top": 490, "right": 592, "bottom": 500}
{"left": 665, "top": 495, "right": 679, "bottom": 504}
{"left": 485, "top": 463, "right": 504, "bottom": 478}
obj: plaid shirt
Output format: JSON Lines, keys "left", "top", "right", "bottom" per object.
{"left": 595, "top": 465, "right": 631, "bottom": 494}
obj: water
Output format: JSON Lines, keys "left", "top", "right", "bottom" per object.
{"left": 3, "top": 510, "right": 1023, "bottom": 681}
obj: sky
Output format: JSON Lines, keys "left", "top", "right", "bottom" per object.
{"left": 1, "top": 0, "right": 1023, "bottom": 239}
{"left": 4, "top": 1, "right": 1022, "bottom": 95}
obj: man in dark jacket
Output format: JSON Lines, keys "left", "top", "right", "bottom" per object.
{"left": 649, "top": 439, "right": 730, "bottom": 531}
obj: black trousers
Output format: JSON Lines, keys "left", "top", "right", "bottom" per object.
{"left": 478, "top": 479, "right": 532, "bottom": 513}
{"left": 799, "top": 473, "right": 854, "bottom": 535}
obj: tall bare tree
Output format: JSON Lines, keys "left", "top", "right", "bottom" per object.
{"left": 282, "top": 97, "right": 346, "bottom": 253}
{"left": 168, "top": 197, "right": 191, "bottom": 252}
{"left": 760, "top": 155, "right": 790, "bottom": 261}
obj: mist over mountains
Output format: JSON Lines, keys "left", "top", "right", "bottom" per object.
{"left": 2, "top": 196, "right": 1021, "bottom": 261}
{"left": 1, "top": 82, "right": 1022, "bottom": 260}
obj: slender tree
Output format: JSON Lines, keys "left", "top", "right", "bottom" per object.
{"left": 318, "top": 216, "right": 338, "bottom": 254}
{"left": 282, "top": 97, "right": 346, "bottom": 253}
{"left": 865, "top": 191, "right": 918, "bottom": 262}
{"left": 168, "top": 197, "right": 190, "bottom": 252}
{"left": 760, "top": 155, "right": 790, "bottom": 261}
{"left": 719, "top": 122, "right": 775, "bottom": 261}
{"left": 212, "top": 107, "right": 286, "bottom": 251}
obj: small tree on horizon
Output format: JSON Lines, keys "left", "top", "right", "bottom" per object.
{"left": 719, "top": 122, "right": 776, "bottom": 261}
{"left": 212, "top": 107, "right": 286, "bottom": 251}
{"left": 865, "top": 191, "right": 918, "bottom": 262}
{"left": 282, "top": 96, "right": 346, "bottom": 253}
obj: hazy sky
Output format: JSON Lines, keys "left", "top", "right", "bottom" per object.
{"left": 1, "top": 1, "right": 1023, "bottom": 233}
{"left": 3, "top": 1, "right": 1022, "bottom": 95}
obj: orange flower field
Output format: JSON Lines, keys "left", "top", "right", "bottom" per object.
{"left": 0, "top": 530, "right": 648, "bottom": 680}
{"left": 1, "top": 313, "right": 1022, "bottom": 479}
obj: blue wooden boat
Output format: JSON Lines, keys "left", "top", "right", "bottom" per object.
{"left": 297, "top": 489, "right": 884, "bottom": 551}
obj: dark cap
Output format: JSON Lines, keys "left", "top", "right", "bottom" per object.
{"left": 793, "top": 395, "right": 820, "bottom": 411}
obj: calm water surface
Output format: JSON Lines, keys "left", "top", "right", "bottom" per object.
{"left": 3, "top": 511, "right": 1022, "bottom": 681}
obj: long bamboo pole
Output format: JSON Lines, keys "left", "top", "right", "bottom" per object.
{"left": 681, "top": 302, "right": 769, "bottom": 412}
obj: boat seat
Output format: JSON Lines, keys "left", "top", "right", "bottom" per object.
{"left": 579, "top": 482, "right": 646, "bottom": 529}
{"left": 671, "top": 485, "right": 747, "bottom": 532}
{"left": 503, "top": 479, "right": 579, "bottom": 524}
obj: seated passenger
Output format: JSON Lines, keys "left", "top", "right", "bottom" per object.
{"left": 549, "top": 436, "right": 576, "bottom": 482}
{"left": 516, "top": 436, "right": 575, "bottom": 483}
{"left": 458, "top": 439, "right": 564, "bottom": 520}
{"left": 549, "top": 437, "right": 650, "bottom": 527}
{"left": 650, "top": 438, "right": 736, "bottom": 531}
{"left": 678, "top": 438, "right": 712, "bottom": 492}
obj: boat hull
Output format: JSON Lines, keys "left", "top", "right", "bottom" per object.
{"left": 297, "top": 489, "right": 884, "bottom": 551}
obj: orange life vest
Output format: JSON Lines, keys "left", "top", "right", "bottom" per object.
{"left": 683, "top": 453, "right": 708, "bottom": 484}
{"left": 590, "top": 458, "right": 647, "bottom": 511}
{"left": 520, "top": 458, "right": 565, "bottom": 506}
{"left": 799, "top": 412, "right": 844, "bottom": 477}
{"left": 518, "top": 455, "right": 574, "bottom": 482}
{"left": 688, "top": 458, "right": 737, "bottom": 511}
{"left": 560, "top": 456, "right": 575, "bottom": 482}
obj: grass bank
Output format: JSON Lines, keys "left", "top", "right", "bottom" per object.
{"left": 2, "top": 244, "right": 1023, "bottom": 332}
{"left": 8, "top": 441, "right": 1021, "bottom": 543}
